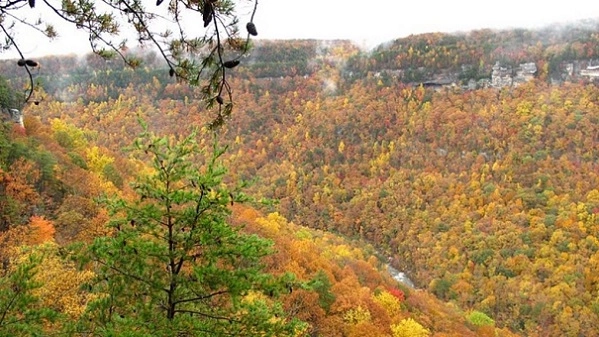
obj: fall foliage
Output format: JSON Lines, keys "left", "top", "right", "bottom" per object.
{"left": 3, "top": 21, "right": 599, "bottom": 336}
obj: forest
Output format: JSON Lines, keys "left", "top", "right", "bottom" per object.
{"left": 1, "top": 19, "right": 599, "bottom": 337}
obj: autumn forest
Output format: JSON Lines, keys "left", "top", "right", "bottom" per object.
{"left": 1, "top": 19, "right": 599, "bottom": 337}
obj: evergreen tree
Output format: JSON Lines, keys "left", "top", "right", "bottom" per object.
{"left": 0, "top": 250, "right": 57, "bottom": 337}
{"left": 74, "top": 125, "right": 305, "bottom": 336}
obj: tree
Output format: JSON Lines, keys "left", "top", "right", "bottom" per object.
{"left": 1, "top": 0, "right": 259, "bottom": 125}
{"left": 74, "top": 124, "right": 305, "bottom": 336}
{"left": 391, "top": 318, "right": 430, "bottom": 337}
{"left": 0, "top": 248, "right": 57, "bottom": 336}
{"left": 466, "top": 310, "right": 495, "bottom": 327}
{"left": 0, "top": 76, "right": 23, "bottom": 110}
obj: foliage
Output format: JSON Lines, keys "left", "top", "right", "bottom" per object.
{"left": 73, "top": 125, "right": 305, "bottom": 336}
{"left": 0, "top": 76, "right": 22, "bottom": 109}
{"left": 17, "top": 242, "right": 96, "bottom": 321}
{"left": 27, "top": 216, "right": 55, "bottom": 245}
{"left": 343, "top": 306, "right": 371, "bottom": 325}
{"left": 7, "top": 23, "right": 599, "bottom": 336}
{"left": 0, "top": 249, "right": 57, "bottom": 336}
{"left": 373, "top": 290, "right": 401, "bottom": 317}
{"left": 306, "top": 270, "right": 336, "bottom": 313}
{"left": 391, "top": 318, "right": 430, "bottom": 337}
{"left": 0, "top": 114, "right": 487, "bottom": 336}
{"left": 466, "top": 310, "right": 495, "bottom": 327}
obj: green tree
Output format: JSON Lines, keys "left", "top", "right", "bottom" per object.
{"left": 0, "top": 122, "right": 11, "bottom": 169}
{"left": 74, "top": 125, "right": 305, "bottom": 336}
{"left": 307, "top": 270, "right": 336, "bottom": 313}
{"left": 0, "top": 250, "right": 57, "bottom": 336}
{"left": 466, "top": 310, "right": 495, "bottom": 327}
{"left": 0, "top": 76, "right": 22, "bottom": 110}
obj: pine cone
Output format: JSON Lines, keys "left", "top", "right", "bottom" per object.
{"left": 202, "top": 1, "right": 213, "bottom": 27}
{"left": 246, "top": 22, "right": 258, "bottom": 36}
{"left": 223, "top": 60, "right": 240, "bottom": 68}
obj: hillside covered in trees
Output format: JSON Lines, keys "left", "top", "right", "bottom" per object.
{"left": 2, "top": 20, "right": 599, "bottom": 336}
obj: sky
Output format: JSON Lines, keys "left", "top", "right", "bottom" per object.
{"left": 4, "top": 0, "right": 599, "bottom": 59}
{"left": 254, "top": 0, "right": 599, "bottom": 48}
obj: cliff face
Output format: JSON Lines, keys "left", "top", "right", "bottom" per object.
{"left": 489, "top": 60, "right": 599, "bottom": 88}
{"left": 0, "top": 108, "right": 23, "bottom": 128}
{"left": 366, "top": 58, "right": 599, "bottom": 92}
{"left": 492, "top": 61, "right": 538, "bottom": 88}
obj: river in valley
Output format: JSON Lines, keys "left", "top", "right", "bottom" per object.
{"left": 386, "top": 264, "right": 416, "bottom": 288}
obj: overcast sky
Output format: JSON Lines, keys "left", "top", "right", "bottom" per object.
{"left": 255, "top": 0, "right": 599, "bottom": 48}
{"left": 5, "top": 0, "right": 599, "bottom": 59}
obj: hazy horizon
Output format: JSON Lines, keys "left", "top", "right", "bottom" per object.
{"left": 1, "top": 0, "right": 599, "bottom": 59}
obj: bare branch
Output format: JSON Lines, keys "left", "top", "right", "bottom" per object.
{"left": 172, "top": 289, "right": 228, "bottom": 306}
{"left": 92, "top": 257, "right": 170, "bottom": 294}
{"left": 2, "top": 10, "right": 51, "bottom": 36}
{"left": 0, "top": 23, "right": 34, "bottom": 103}
{"left": 40, "top": 0, "right": 132, "bottom": 66}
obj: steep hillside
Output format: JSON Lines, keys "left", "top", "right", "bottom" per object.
{"left": 0, "top": 117, "right": 501, "bottom": 336}
{"left": 345, "top": 20, "right": 599, "bottom": 84}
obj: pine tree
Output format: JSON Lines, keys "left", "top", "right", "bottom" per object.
{"left": 0, "top": 250, "right": 57, "bottom": 336}
{"left": 75, "top": 125, "right": 306, "bottom": 336}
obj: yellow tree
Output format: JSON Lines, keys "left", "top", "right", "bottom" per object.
{"left": 391, "top": 318, "right": 430, "bottom": 337}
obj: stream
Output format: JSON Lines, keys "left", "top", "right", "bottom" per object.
{"left": 386, "top": 264, "right": 416, "bottom": 288}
